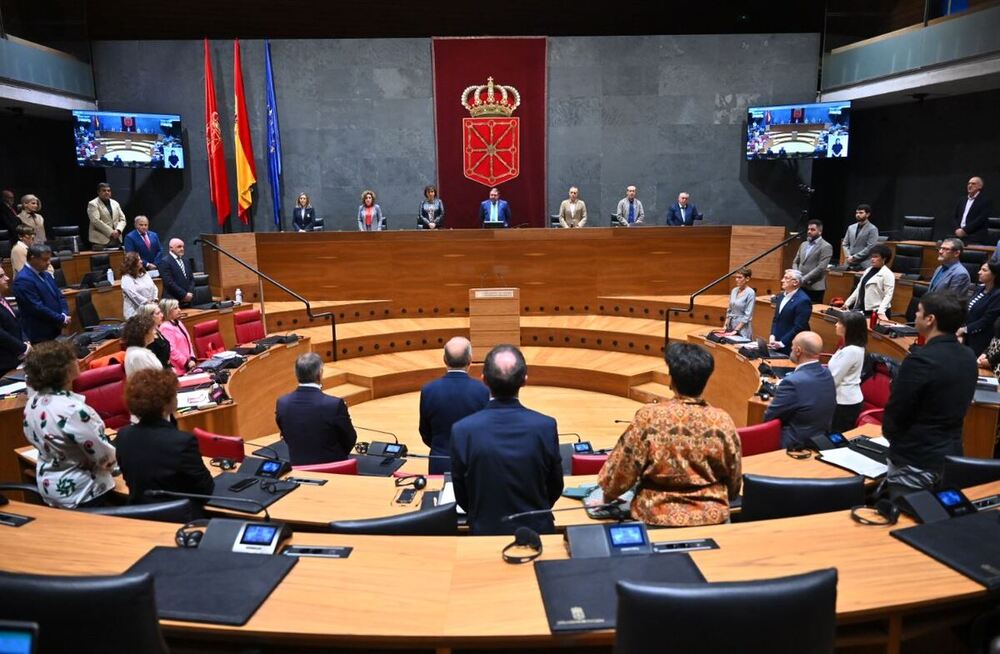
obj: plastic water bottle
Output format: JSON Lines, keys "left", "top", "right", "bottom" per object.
{"left": 235, "top": 288, "right": 243, "bottom": 305}
{"left": 106, "top": 268, "right": 114, "bottom": 285}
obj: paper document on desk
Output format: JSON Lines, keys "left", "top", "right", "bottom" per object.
{"left": 0, "top": 381, "right": 26, "bottom": 395}
{"left": 20, "top": 447, "right": 38, "bottom": 464}
{"left": 819, "top": 448, "right": 887, "bottom": 478}
{"left": 978, "top": 376, "right": 998, "bottom": 389}
{"left": 177, "top": 389, "right": 210, "bottom": 409}
{"left": 438, "top": 482, "right": 466, "bottom": 514}
{"left": 869, "top": 436, "right": 889, "bottom": 448}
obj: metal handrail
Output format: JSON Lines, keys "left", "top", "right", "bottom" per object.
{"left": 195, "top": 238, "right": 338, "bottom": 361}
{"left": 664, "top": 231, "right": 803, "bottom": 349}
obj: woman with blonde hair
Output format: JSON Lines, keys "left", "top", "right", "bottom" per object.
{"left": 159, "top": 298, "right": 196, "bottom": 374}
{"left": 357, "top": 189, "right": 384, "bottom": 231}
{"left": 292, "top": 192, "right": 316, "bottom": 232}
{"left": 17, "top": 194, "right": 46, "bottom": 243}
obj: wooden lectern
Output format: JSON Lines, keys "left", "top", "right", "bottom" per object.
{"left": 468, "top": 288, "right": 520, "bottom": 362}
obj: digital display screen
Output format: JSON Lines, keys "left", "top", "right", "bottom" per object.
{"left": 72, "top": 110, "right": 184, "bottom": 169}
{"left": 240, "top": 524, "right": 278, "bottom": 545}
{"left": 746, "top": 101, "right": 851, "bottom": 160}
{"left": 260, "top": 460, "right": 281, "bottom": 474}
{"left": 828, "top": 433, "right": 846, "bottom": 444}
{"left": 573, "top": 442, "right": 593, "bottom": 453}
{"left": 385, "top": 443, "right": 402, "bottom": 454}
{"left": 608, "top": 524, "right": 646, "bottom": 547}
{"left": 936, "top": 489, "right": 963, "bottom": 507}
{"left": 0, "top": 629, "right": 34, "bottom": 654}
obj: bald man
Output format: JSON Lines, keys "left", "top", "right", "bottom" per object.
{"left": 953, "top": 176, "right": 993, "bottom": 244}
{"left": 450, "top": 345, "right": 563, "bottom": 535}
{"left": 418, "top": 337, "right": 490, "bottom": 474}
{"left": 159, "top": 238, "right": 195, "bottom": 306}
{"left": 763, "top": 331, "right": 836, "bottom": 448}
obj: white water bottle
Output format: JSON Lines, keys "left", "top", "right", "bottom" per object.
{"left": 235, "top": 288, "right": 243, "bottom": 305}
{"left": 106, "top": 268, "right": 114, "bottom": 285}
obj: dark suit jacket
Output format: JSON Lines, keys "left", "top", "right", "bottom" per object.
{"left": 275, "top": 385, "right": 358, "bottom": 466}
{"left": 0, "top": 301, "right": 26, "bottom": 376}
{"left": 952, "top": 194, "right": 994, "bottom": 243}
{"left": 665, "top": 202, "right": 702, "bottom": 226}
{"left": 123, "top": 229, "right": 163, "bottom": 268}
{"left": 769, "top": 289, "right": 812, "bottom": 353}
{"left": 418, "top": 371, "right": 490, "bottom": 474}
{"left": 883, "top": 334, "right": 977, "bottom": 472}
{"left": 113, "top": 418, "right": 214, "bottom": 505}
{"left": 158, "top": 253, "right": 194, "bottom": 304}
{"left": 1, "top": 204, "right": 20, "bottom": 241}
{"left": 450, "top": 398, "right": 563, "bottom": 535}
{"left": 12, "top": 266, "right": 68, "bottom": 344}
{"left": 964, "top": 286, "right": 1000, "bottom": 356}
{"left": 479, "top": 199, "right": 511, "bottom": 227}
{"left": 293, "top": 207, "right": 315, "bottom": 231}
{"left": 763, "top": 361, "right": 836, "bottom": 448}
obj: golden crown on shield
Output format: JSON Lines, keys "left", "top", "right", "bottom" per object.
{"left": 460, "top": 77, "right": 521, "bottom": 118}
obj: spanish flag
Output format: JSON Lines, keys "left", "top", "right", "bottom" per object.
{"left": 233, "top": 39, "right": 256, "bottom": 226}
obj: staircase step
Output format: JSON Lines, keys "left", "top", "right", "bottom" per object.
{"left": 630, "top": 382, "right": 673, "bottom": 404}
{"left": 323, "top": 382, "right": 372, "bottom": 406}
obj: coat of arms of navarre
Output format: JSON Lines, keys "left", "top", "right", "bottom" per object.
{"left": 461, "top": 77, "right": 520, "bottom": 187}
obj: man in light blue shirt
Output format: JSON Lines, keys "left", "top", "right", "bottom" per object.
{"left": 479, "top": 187, "right": 510, "bottom": 227}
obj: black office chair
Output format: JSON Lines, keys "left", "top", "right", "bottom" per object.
{"left": 50, "top": 225, "right": 81, "bottom": 239}
{"left": 0, "top": 570, "right": 169, "bottom": 654}
{"left": 0, "top": 241, "right": 11, "bottom": 260}
{"left": 961, "top": 248, "right": 989, "bottom": 280}
{"left": 0, "top": 228, "right": 9, "bottom": 243}
{"left": 550, "top": 213, "right": 561, "bottom": 228}
{"left": 892, "top": 243, "right": 923, "bottom": 279}
{"left": 986, "top": 217, "right": 1000, "bottom": 246}
{"left": 89, "top": 253, "right": 111, "bottom": 275}
{"left": 312, "top": 217, "right": 324, "bottom": 231}
{"left": 739, "top": 474, "right": 865, "bottom": 522}
{"left": 328, "top": 502, "right": 457, "bottom": 536}
{"left": 81, "top": 498, "right": 200, "bottom": 523}
{"left": 905, "top": 283, "right": 928, "bottom": 323}
{"left": 75, "top": 289, "right": 123, "bottom": 331}
{"left": 191, "top": 272, "right": 214, "bottom": 308}
{"left": 615, "top": 568, "right": 837, "bottom": 654}
{"left": 941, "top": 455, "right": 1000, "bottom": 490}
{"left": 901, "top": 215, "right": 935, "bottom": 242}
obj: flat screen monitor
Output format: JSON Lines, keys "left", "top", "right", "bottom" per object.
{"left": 72, "top": 110, "right": 184, "bottom": 169}
{"left": 746, "top": 101, "right": 851, "bottom": 160}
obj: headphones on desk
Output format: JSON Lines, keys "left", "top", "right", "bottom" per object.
{"left": 502, "top": 527, "right": 543, "bottom": 564}
{"left": 394, "top": 474, "right": 427, "bottom": 490}
{"left": 784, "top": 447, "right": 813, "bottom": 460}
{"left": 850, "top": 499, "right": 900, "bottom": 526}
{"left": 210, "top": 457, "right": 237, "bottom": 471}
{"left": 175, "top": 519, "right": 212, "bottom": 548}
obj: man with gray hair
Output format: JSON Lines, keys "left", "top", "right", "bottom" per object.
{"left": 769, "top": 268, "right": 812, "bottom": 354}
{"left": 419, "top": 337, "right": 489, "bottom": 474}
{"left": 928, "top": 237, "right": 972, "bottom": 300}
{"left": 123, "top": 215, "right": 162, "bottom": 270}
{"left": 275, "top": 352, "right": 357, "bottom": 466}
{"left": 764, "top": 331, "right": 836, "bottom": 448}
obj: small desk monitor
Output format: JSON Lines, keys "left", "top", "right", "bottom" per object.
{"left": 0, "top": 621, "right": 38, "bottom": 654}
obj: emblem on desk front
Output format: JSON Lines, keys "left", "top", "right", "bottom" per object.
{"left": 461, "top": 77, "right": 520, "bottom": 186}
{"left": 570, "top": 606, "right": 586, "bottom": 621}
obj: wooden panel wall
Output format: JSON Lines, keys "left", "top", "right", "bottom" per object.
{"left": 729, "top": 225, "right": 788, "bottom": 295}
{"left": 201, "top": 233, "right": 260, "bottom": 302}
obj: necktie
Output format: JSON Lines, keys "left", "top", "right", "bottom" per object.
{"left": 142, "top": 233, "right": 151, "bottom": 250}
{"left": 176, "top": 256, "right": 186, "bottom": 275}
{"left": 628, "top": 202, "right": 635, "bottom": 224}
{"left": 491, "top": 202, "right": 498, "bottom": 222}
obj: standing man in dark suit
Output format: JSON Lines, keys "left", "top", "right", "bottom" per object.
{"left": 12, "top": 244, "right": 70, "bottom": 344}
{"left": 159, "top": 238, "right": 195, "bottom": 306}
{"left": 275, "top": 352, "right": 358, "bottom": 466}
{"left": 0, "top": 269, "right": 29, "bottom": 377}
{"left": 792, "top": 219, "right": 834, "bottom": 304}
{"left": 769, "top": 269, "right": 812, "bottom": 354}
{"left": 883, "top": 291, "right": 977, "bottom": 498}
{"left": 665, "top": 191, "right": 703, "bottom": 226}
{"left": 763, "top": 331, "right": 836, "bottom": 448}
{"left": 953, "top": 176, "right": 992, "bottom": 244}
{"left": 479, "top": 187, "right": 511, "bottom": 227}
{"left": 419, "top": 337, "right": 490, "bottom": 474}
{"left": 123, "top": 215, "right": 162, "bottom": 270}
{"left": 1, "top": 189, "right": 20, "bottom": 240}
{"left": 450, "top": 345, "right": 563, "bottom": 535}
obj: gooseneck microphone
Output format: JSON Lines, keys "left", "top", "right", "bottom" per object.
{"left": 613, "top": 419, "right": 632, "bottom": 424}
{"left": 144, "top": 489, "right": 272, "bottom": 522}
{"left": 355, "top": 426, "right": 399, "bottom": 443}
{"left": 559, "top": 432, "right": 583, "bottom": 442}
{"left": 500, "top": 498, "right": 626, "bottom": 522}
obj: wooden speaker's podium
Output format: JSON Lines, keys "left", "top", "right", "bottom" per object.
{"left": 469, "top": 288, "right": 520, "bottom": 362}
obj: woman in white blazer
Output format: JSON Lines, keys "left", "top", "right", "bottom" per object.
{"left": 844, "top": 243, "right": 895, "bottom": 320}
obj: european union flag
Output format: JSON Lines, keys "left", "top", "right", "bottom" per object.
{"left": 264, "top": 40, "right": 283, "bottom": 229}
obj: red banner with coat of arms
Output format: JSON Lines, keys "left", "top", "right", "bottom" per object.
{"left": 432, "top": 37, "right": 546, "bottom": 229}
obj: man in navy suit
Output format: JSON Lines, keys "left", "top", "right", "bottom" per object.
{"left": 12, "top": 245, "right": 70, "bottom": 345}
{"left": 0, "top": 269, "right": 29, "bottom": 376}
{"left": 769, "top": 269, "right": 812, "bottom": 354}
{"left": 123, "top": 215, "right": 162, "bottom": 270}
{"left": 159, "top": 238, "right": 195, "bottom": 306}
{"left": 763, "top": 331, "right": 836, "bottom": 448}
{"left": 479, "top": 187, "right": 511, "bottom": 228}
{"left": 665, "top": 191, "right": 703, "bottom": 226}
{"left": 450, "top": 345, "right": 563, "bottom": 535}
{"left": 419, "top": 337, "right": 490, "bottom": 475}
{"left": 275, "top": 353, "right": 358, "bottom": 466}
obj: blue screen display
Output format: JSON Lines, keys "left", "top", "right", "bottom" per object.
{"left": 72, "top": 110, "right": 184, "bottom": 169}
{"left": 746, "top": 101, "right": 851, "bottom": 160}
{"left": 573, "top": 442, "right": 593, "bottom": 453}
{"left": 260, "top": 460, "right": 280, "bottom": 474}
{"left": 936, "top": 490, "right": 963, "bottom": 507}
{"left": 609, "top": 525, "right": 646, "bottom": 547}
{"left": 0, "top": 630, "right": 34, "bottom": 654}
{"left": 241, "top": 525, "right": 278, "bottom": 545}
{"left": 385, "top": 443, "right": 402, "bottom": 454}
{"left": 828, "top": 433, "right": 846, "bottom": 444}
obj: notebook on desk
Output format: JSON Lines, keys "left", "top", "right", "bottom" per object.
{"left": 891, "top": 510, "right": 1000, "bottom": 590}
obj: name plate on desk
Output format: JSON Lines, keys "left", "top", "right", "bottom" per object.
{"left": 473, "top": 289, "right": 516, "bottom": 299}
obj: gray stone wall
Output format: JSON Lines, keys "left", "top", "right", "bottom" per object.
{"left": 91, "top": 33, "right": 820, "bottom": 262}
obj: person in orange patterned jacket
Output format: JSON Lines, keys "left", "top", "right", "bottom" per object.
{"left": 598, "top": 342, "right": 742, "bottom": 526}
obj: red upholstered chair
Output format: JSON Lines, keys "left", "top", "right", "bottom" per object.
{"left": 855, "top": 408, "right": 885, "bottom": 428}
{"left": 860, "top": 362, "right": 894, "bottom": 412}
{"left": 72, "top": 364, "right": 129, "bottom": 429}
{"left": 192, "top": 320, "right": 226, "bottom": 359}
{"left": 571, "top": 454, "right": 609, "bottom": 476}
{"left": 292, "top": 459, "right": 359, "bottom": 475}
{"left": 233, "top": 309, "right": 265, "bottom": 345}
{"left": 192, "top": 428, "right": 246, "bottom": 462}
{"left": 736, "top": 419, "right": 782, "bottom": 456}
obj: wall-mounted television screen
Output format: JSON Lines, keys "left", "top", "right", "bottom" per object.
{"left": 746, "top": 101, "right": 851, "bottom": 160}
{"left": 72, "top": 111, "right": 184, "bottom": 169}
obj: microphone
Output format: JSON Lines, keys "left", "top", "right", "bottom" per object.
{"left": 242, "top": 439, "right": 287, "bottom": 463}
{"left": 501, "top": 498, "right": 626, "bottom": 523}
{"left": 401, "top": 452, "right": 451, "bottom": 460}
{"left": 144, "top": 488, "right": 271, "bottom": 521}
{"left": 613, "top": 419, "right": 632, "bottom": 424}
{"left": 559, "top": 432, "right": 583, "bottom": 442}
{"left": 355, "top": 426, "right": 398, "bottom": 443}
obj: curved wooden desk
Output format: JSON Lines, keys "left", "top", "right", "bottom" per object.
{"left": 2, "top": 481, "right": 997, "bottom": 652}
